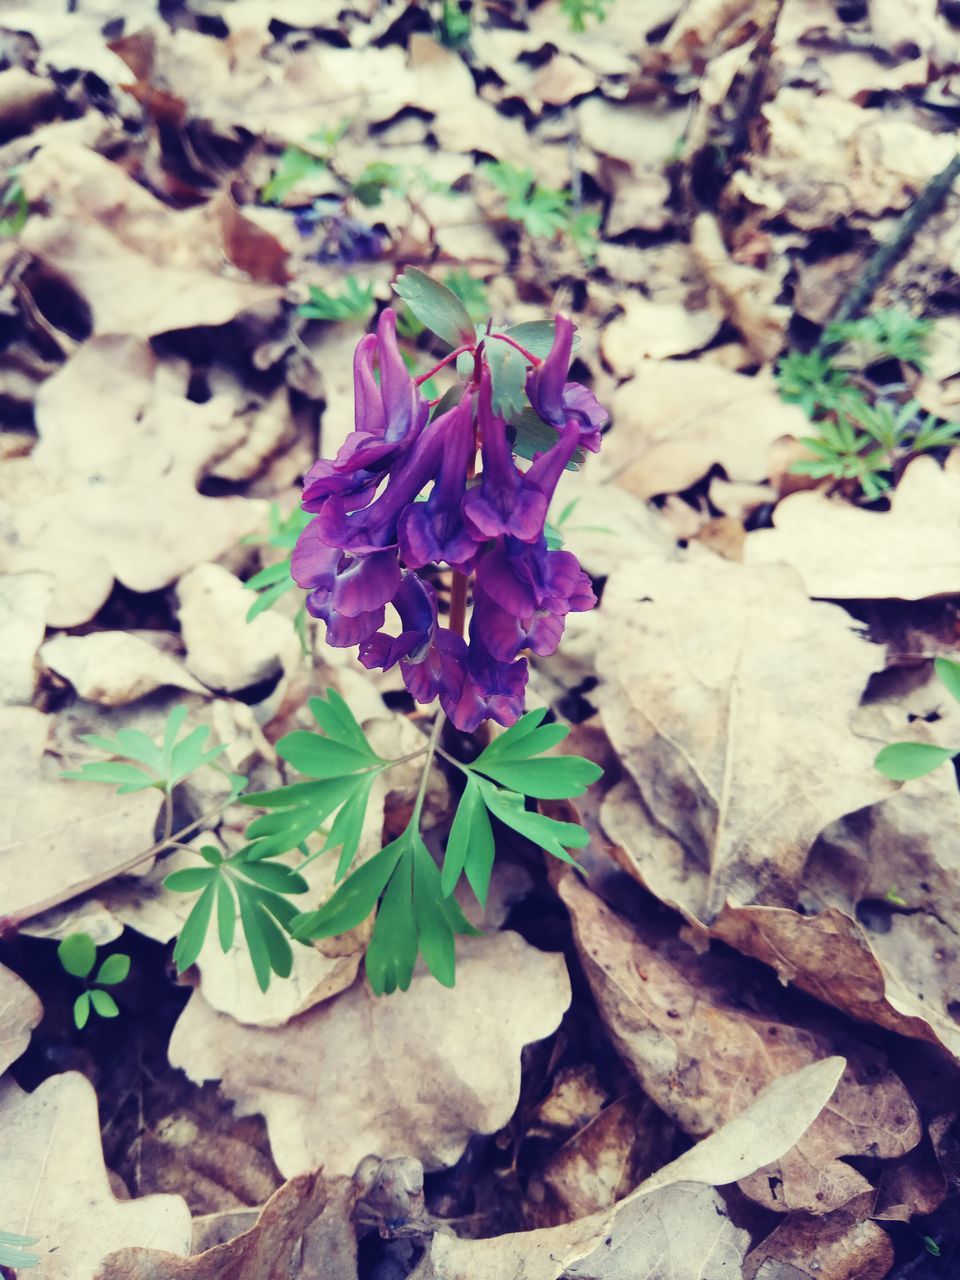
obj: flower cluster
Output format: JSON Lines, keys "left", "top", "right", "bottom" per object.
{"left": 292, "top": 306, "right": 607, "bottom": 732}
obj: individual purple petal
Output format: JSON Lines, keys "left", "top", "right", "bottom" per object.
{"left": 291, "top": 519, "right": 396, "bottom": 646}
{"left": 377, "top": 308, "right": 427, "bottom": 446}
{"left": 301, "top": 458, "right": 378, "bottom": 511}
{"left": 525, "top": 313, "right": 608, "bottom": 454}
{"left": 462, "top": 373, "right": 551, "bottom": 544}
{"left": 472, "top": 586, "right": 566, "bottom": 662}
{"left": 399, "top": 396, "right": 480, "bottom": 571}
{"left": 443, "top": 626, "right": 527, "bottom": 732}
{"left": 359, "top": 573, "right": 467, "bottom": 708}
{"left": 476, "top": 536, "right": 596, "bottom": 620}
{"left": 316, "top": 408, "right": 446, "bottom": 553}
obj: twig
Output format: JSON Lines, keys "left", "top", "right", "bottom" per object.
{"left": 829, "top": 152, "right": 960, "bottom": 328}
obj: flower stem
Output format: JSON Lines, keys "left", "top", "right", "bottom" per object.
{"left": 488, "top": 332, "right": 542, "bottom": 365}
{"left": 415, "top": 344, "right": 472, "bottom": 386}
{"left": 449, "top": 570, "right": 469, "bottom": 638}
{"left": 413, "top": 710, "right": 446, "bottom": 826}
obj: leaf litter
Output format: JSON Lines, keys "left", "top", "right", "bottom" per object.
{"left": 2, "top": 0, "right": 960, "bottom": 1277}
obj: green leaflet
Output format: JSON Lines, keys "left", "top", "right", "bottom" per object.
{"left": 874, "top": 742, "right": 957, "bottom": 781}
{"left": 62, "top": 705, "right": 227, "bottom": 794}
{"left": 166, "top": 847, "right": 308, "bottom": 993}
{"left": 393, "top": 268, "right": 475, "bottom": 349}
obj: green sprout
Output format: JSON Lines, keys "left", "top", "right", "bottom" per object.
{"left": 57, "top": 933, "right": 131, "bottom": 1030}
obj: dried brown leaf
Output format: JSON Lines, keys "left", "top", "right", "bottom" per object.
{"left": 0, "top": 962, "right": 42, "bottom": 1075}
{"left": 559, "top": 872, "right": 920, "bottom": 1214}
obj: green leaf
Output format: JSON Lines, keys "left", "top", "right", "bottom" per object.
{"left": 58, "top": 932, "right": 96, "bottom": 979}
{"left": 73, "top": 991, "right": 91, "bottom": 1030}
{"left": 393, "top": 268, "right": 475, "bottom": 348}
{"left": 60, "top": 761, "right": 158, "bottom": 793}
{"left": 290, "top": 837, "right": 407, "bottom": 939}
{"left": 170, "top": 726, "right": 225, "bottom": 784}
{"left": 164, "top": 867, "right": 217, "bottom": 893}
{"left": 235, "top": 860, "right": 309, "bottom": 895}
{"left": 441, "top": 775, "right": 493, "bottom": 901}
{"left": 0, "top": 1229, "right": 39, "bottom": 1270}
{"left": 277, "top": 731, "right": 376, "bottom": 779}
{"left": 262, "top": 145, "right": 327, "bottom": 204}
{"left": 472, "top": 754, "right": 602, "bottom": 799}
{"left": 173, "top": 881, "right": 217, "bottom": 972}
{"left": 162, "top": 706, "right": 190, "bottom": 771}
{"left": 935, "top": 657, "right": 960, "bottom": 704}
{"left": 245, "top": 560, "right": 293, "bottom": 591}
{"left": 329, "top": 773, "right": 376, "bottom": 880}
{"left": 216, "top": 876, "right": 237, "bottom": 952}
{"left": 499, "top": 321, "right": 576, "bottom": 360}
{"left": 95, "top": 953, "right": 130, "bottom": 986}
{"left": 244, "top": 775, "right": 363, "bottom": 859}
{"left": 298, "top": 277, "right": 375, "bottom": 324}
{"left": 874, "top": 742, "right": 957, "bottom": 780}
{"left": 478, "top": 780, "right": 589, "bottom": 864}
{"left": 90, "top": 988, "right": 119, "bottom": 1019}
{"left": 486, "top": 336, "right": 527, "bottom": 420}
{"left": 444, "top": 268, "right": 488, "bottom": 322}
{"left": 413, "top": 838, "right": 456, "bottom": 988}
{"left": 113, "top": 728, "right": 164, "bottom": 771}
{"left": 308, "top": 689, "right": 381, "bottom": 758}
{"left": 365, "top": 850, "right": 418, "bottom": 996}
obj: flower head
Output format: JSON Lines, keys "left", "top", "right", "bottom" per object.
{"left": 292, "top": 296, "right": 605, "bottom": 733}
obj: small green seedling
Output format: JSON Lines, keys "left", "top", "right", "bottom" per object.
{"left": 298, "top": 277, "right": 375, "bottom": 324}
{"left": 57, "top": 933, "right": 131, "bottom": 1030}
{"left": 777, "top": 310, "right": 960, "bottom": 500}
{"left": 825, "top": 307, "right": 933, "bottom": 371}
{"left": 481, "top": 162, "right": 600, "bottom": 263}
{"left": 875, "top": 658, "right": 960, "bottom": 780}
{"left": 0, "top": 172, "right": 27, "bottom": 236}
{"left": 561, "top": 0, "right": 611, "bottom": 31}
{"left": 261, "top": 122, "right": 349, "bottom": 204}
{"left": 0, "top": 1229, "right": 39, "bottom": 1269}
{"left": 437, "top": 0, "right": 471, "bottom": 46}
{"left": 62, "top": 705, "right": 230, "bottom": 796}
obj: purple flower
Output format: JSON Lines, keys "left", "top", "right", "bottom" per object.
{"left": 526, "top": 314, "right": 607, "bottom": 454}
{"left": 302, "top": 311, "right": 429, "bottom": 512}
{"left": 359, "top": 573, "right": 467, "bottom": 708}
{"left": 315, "top": 407, "right": 448, "bottom": 554}
{"left": 399, "top": 395, "right": 480, "bottom": 572}
{"left": 473, "top": 535, "right": 595, "bottom": 662}
{"left": 463, "top": 373, "right": 581, "bottom": 544}
{"left": 291, "top": 519, "right": 399, "bottom": 646}
{"left": 443, "top": 624, "right": 528, "bottom": 733}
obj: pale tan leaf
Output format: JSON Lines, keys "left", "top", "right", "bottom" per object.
{"left": 168, "top": 933, "right": 571, "bottom": 1177}
{"left": 0, "top": 963, "right": 42, "bottom": 1076}
{"left": 0, "top": 1072, "right": 191, "bottom": 1279}
{"left": 745, "top": 456, "right": 960, "bottom": 600}
{"left": 40, "top": 632, "right": 207, "bottom": 707}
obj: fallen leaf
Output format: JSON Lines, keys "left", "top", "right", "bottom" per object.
{"left": 0, "top": 705, "right": 161, "bottom": 923}
{"left": 97, "top": 1170, "right": 358, "bottom": 1280}
{"left": 19, "top": 144, "right": 284, "bottom": 338}
{"left": 0, "top": 336, "right": 265, "bottom": 627}
{"left": 0, "top": 571, "right": 52, "bottom": 706}
{"left": 0, "top": 962, "right": 42, "bottom": 1075}
{"left": 743, "top": 1199, "right": 894, "bottom": 1280}
{"left": 601, "top": 293, "right": 721, "bottom": 368}
{"left": 734, "top": 89, "right": 956, "bottom": 228}
{"left": 559, "top": 872, "right": 920, "bottom": 1213}
{"left": 745, "top": 456, "right": 960, "bottom": 600}
{"left": 599, "top": 361, "right": 805, "bottom": 499}
{"left": 177, "top": 563, "right": 302, "bottom": 695}
{"left": 595, "top": 558, "right": 890, "bottom": 919}
{"left": 416, "top": 1054, "right": 850, "bottom": 1279}
{"left": 40, "top": 631, "right": 207, "bottom": 706}
{"left": 691, "top": 212, "right": 788, "bottom": 363}
{"left": 0, "top": 1071, "right": 191, "bottom": 1278}
{"left": 168, "top": 932, "right": 571, "bottom": 1177}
